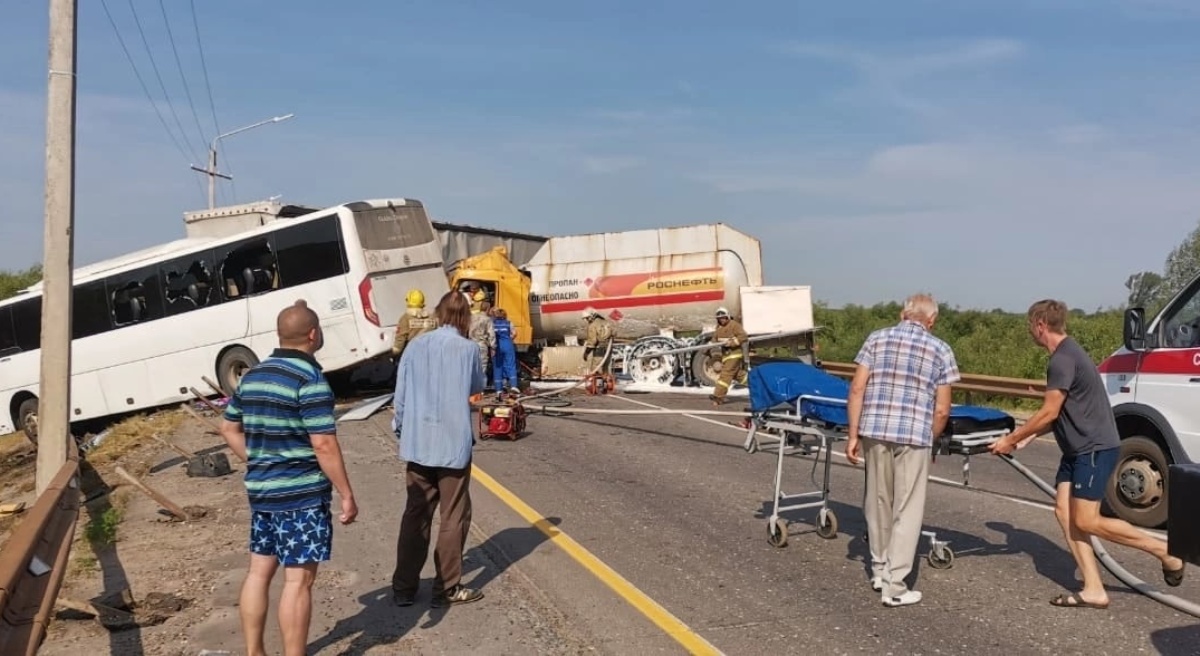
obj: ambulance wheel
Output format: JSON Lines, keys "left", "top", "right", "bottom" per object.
{"left": 816, "top": 510, "right": 838, "bottom": 539}
{"left": 927, "top": 546, "right": 954, "bottom": 569}
{"left": 1106, "top": 434, "right": 1170, "bottom": 529}
{"left": 767, "top": 519, "right": 788, "bottom": 548}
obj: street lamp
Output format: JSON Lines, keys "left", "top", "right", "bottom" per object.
{"left": 191, "top": 113, "right": 295, "bottom": 209}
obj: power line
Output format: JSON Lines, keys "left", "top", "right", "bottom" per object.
{"left": 125, "top": 0, "right": 201, "bottom": 162}
{"left": 157, "top": 0, "right": 208, "bottom": 150}
{"left": 188, "top": 0, "right": 236, "bottom": 204}
{"left": 97, "top": 0, "right": 195, "bottom": 169}
{"left": 188, "top": 0, "right": 221, "bottom": 138}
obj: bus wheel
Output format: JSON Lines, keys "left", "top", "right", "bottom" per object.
{"left": 1105, "top": 435, "right": 1170, "bottom": 528}
{"left": 217, "top": 347, "right": 259, "bottom": 396}
{"left": 18, "top": 398, "right": 38, "bottom": 446}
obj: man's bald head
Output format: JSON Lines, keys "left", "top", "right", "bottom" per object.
{"left": 277, "top": 300, "right": 321, "bottom": 349}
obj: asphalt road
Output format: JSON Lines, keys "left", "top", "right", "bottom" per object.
{"left": 455, "top": 390, "right": 1199, "bottom": 656}
{"left": 183, "top": 389, "right": 1199, "bottom": 655}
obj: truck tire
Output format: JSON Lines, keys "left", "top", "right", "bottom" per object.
{"left": 18, "top": 397, "right": 38, "bottom": 446}
{"left": 217, "top": 347, "right": 259, "bottom": 396}
{"left": 692, "top": 350, "right": 721, "bottom": 388}
{"left": 1105, "top": 435, "right": 1170, "bottom": 528}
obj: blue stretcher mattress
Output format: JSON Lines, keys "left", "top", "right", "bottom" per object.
{"left": 747, "top": 361, "right": 1015, "bottom": 435}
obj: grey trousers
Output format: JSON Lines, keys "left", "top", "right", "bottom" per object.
{"left": 862, "top": 437, "right": 930, "bottom": 598}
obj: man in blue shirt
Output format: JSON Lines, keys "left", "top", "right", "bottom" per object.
{"left": 391, "top": 290, "right": 487, "bottom": 608}
{"left": 221, "top": 300, "right": 358, "bottom": 656}
{"left": 491, "top": 308, "right": 519, "bottom": 398}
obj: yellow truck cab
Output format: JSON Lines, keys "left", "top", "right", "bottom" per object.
{"left": 450, "top": 246, "right": 534, "bottom": 348}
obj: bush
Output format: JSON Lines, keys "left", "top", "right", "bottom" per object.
{"left": 813, "top": 302, "right": 1124, "bottom": 380}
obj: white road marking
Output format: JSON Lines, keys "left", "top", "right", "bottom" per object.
{"left": 608, "top": 394, "right": 1169, "bottom": 542}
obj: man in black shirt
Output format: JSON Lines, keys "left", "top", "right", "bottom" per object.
{"left": 990, "top": 299, "right": 1186, "bottom": 609}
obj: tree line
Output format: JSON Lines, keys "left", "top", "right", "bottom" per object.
{"left": 812, "top": 302, "right": 1122, "bottom": 381}
{"left": 0, "top": 266, "right": 41, "bottom": 302}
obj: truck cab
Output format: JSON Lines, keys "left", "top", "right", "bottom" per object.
{"left": 1099, "top": 274, "right": 1200, "bottom": 528}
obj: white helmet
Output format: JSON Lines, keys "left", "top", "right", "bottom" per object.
{"left": 581, "top": 307, "right": 598, "bottom": 320}
{"left": 715, "top": 307, "right": 730, "bottom": 318}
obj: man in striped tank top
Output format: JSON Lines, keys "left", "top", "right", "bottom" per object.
{"left": 221, "top": 300, "right": 359, "bottom": 656}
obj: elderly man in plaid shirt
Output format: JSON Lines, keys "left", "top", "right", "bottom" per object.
{"left": 846, "top": 293, "right": 960, "bottom": 608}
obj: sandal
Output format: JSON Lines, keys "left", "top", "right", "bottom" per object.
{"left": 1164, "top": 563, "right": 1186, "bottom": 587}
{"left": 1049, "top": 593, "right": 1109, "bottom": 609}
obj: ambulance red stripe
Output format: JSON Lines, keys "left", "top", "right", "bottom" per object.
{"left": 1098, "top": 350, "right": 1200, "bottom": 375}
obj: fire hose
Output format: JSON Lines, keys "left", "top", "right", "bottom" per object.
{"left": 999, "top": 453, "right": 1200, "bottom": 618}
{"left": 515, "top": 387, "right": 1200, "bottom": 618}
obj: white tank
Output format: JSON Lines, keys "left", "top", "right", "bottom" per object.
{"left": 525, "top": 224, "right": 764, "bottom": 343}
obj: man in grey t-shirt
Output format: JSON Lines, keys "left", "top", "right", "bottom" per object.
{"left": 990, "top": 299, "right": 1186, "bottom": 609}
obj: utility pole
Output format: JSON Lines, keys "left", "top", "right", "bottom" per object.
{"left": 37, "top": 0, "right": 78, "bottom": 495}
{"left": 190, "top": 148, "right": 231, "bottom": 210}
{"left": 191, "top": 113, "right": 294, "bottom": 209}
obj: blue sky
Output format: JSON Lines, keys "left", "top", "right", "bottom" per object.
{"left": 3, "top": 0, "right": 1200, "bottom": 311}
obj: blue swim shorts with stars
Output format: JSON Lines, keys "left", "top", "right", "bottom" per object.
{"left": 249, "top": 502, "right": 333, "bottom": 566}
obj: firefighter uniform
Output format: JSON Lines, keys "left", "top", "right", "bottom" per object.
{"left": 582, "top": 308, "right": 613, "bottom": 373}
{"left": 469, "top": 305, "right": 496, "bottom": 381}
{"left": 393, "top": 290, "right": 437, "bottom": 362}
{"left": 710, "top": 308, "right": 749, "bottom": 404}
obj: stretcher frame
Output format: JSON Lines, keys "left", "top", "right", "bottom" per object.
{"left": 742, "top": 394, "right": 1011, "bottom": 570}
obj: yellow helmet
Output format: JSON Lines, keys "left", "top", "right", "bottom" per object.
{"left": 406, "top": 289, "right": 425, "bottom": 308}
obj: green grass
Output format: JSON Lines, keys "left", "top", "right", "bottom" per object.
{"left": 85, "top": 506, "right": 122, "bottom": 546}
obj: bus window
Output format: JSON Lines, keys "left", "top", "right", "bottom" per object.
{"left": 163, "top": 254, "right": 216, "bottom": 315}
{"left": 0, "top": 306, "right": 16, "bottom": 356}
{"left": 12, "top": 296, "right": 41, "bottom": 351}
{"left": 73, "top": 281, "right": 112, "bottom": 339}
{"left": 219, "top": 239, "right": 279, "bottom": 299}
{"left": 274, "top": 215, "right": 349, "bottom": 288}
{"left": 108, "top": 266, "right": 164, "bottom": 327}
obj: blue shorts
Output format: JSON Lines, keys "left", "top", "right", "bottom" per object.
{"left": 1055, "top": 447, "right": 1119, "bottom": 501}
{"left": 249, "top": 502, "right": 333, "bottom": 565}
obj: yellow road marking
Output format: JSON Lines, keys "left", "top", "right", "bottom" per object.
{"left": 472, "top": 466, "right": 724, "bottom": 656}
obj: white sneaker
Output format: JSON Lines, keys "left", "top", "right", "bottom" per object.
{"left": 871, "top": 577, "right": 883, "bottom": 592}
{"left": 882, "top": 590, "right": 922, "bottom": 607}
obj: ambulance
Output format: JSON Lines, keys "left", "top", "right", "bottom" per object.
{"left": 1100, "top": 278, "right": 1200, "bottom": 528}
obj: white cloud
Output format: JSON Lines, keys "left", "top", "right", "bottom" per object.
{"left": 580, "top": 156, "right": 643, "bottom": 174}
{"left": 780, "top": 38, "right": 1025, "bottom": 81}
{"left": 1049, "top": 123, "right": 1110, "bottom": 145}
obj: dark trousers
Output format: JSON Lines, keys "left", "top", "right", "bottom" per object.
{"left": 391, "top": 461, "right": 473, "bottom": 597}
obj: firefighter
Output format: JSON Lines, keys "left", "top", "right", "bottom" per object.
{"left": 581, "top": 307, "right": 613, "bottom": 373}
{"left": 709, "top": 307, "right": 749, "bottom": 405}
{"left": 469, "top": 295, "right": 496, "bottom": 384}
{"left": 491, "top": 308, "right": 519, "bottom": 399}
{"left": 392, "top": 289, "right": 437, "bottom": 364}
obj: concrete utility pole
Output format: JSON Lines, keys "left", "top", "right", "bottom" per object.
{"left": 191, "top": 113, "right": 294, "bottom": 209}
{"left": 37, "top": 0, "right": 78, "bottom": 496}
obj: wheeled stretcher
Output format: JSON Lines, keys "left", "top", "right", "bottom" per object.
{"left": 741, "top": 361, "right": 1015, "bottom": 568}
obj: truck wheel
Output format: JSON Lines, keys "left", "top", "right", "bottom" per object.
{"left": 1105, "top": 435, "right": 1170, "bottom": 528}
{"left": 691, "top": 349, "right": 721, "bottom": 388}
{"left": 217, "top": 347, "right": 259, "bottom": 396}
{"left": 18, "top": 397, "right": 38, "bottom": 445}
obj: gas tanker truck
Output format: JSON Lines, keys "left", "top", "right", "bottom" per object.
{"left": 436, "top": 222, "right": 816, "bottom": 387}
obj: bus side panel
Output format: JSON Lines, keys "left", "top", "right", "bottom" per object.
{"left": 246, "top": 277, "right": 362, "bottom": 372}
{"left": 105, "top": 300, "right": 251, "bottom": 411}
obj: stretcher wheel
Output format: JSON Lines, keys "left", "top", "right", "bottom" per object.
{"left": 816, "top": 510, "right": 838, "bottom": 539}
{"left": 927, "top": 546, "right": 954, "bottom": 569}
{"left": 767, "top": 519, "right": 788, "bottom": 548}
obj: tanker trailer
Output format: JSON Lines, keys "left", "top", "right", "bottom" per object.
{"left": 451, "top": 223, "right": 813, "bottom": 387}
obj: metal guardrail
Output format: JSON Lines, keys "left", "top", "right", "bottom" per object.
{"left": 821, "top": 361, "right": 1047, "bottom": 400}
{"left": 0, "top": 452, "right": 81, "bottom": 655}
